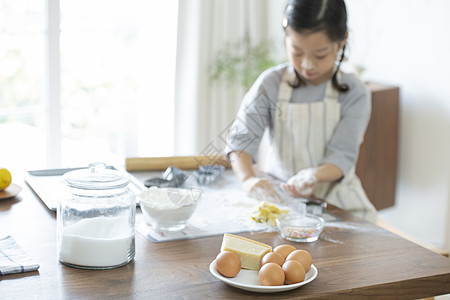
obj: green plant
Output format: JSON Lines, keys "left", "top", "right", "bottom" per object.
{"left": 209, "top": 32, "right": 280, "bottom": 91}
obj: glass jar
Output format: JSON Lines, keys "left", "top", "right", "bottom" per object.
{"left": 57, "top": 162, "right": 135, "bottom": 269}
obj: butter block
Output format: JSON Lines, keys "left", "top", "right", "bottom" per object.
{"left": 220, "top": 233, "right": 272, "bottom": 270}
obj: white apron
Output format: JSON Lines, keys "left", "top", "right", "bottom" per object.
{"left": 261, "top": 68, "right": 377, "bottom": 222}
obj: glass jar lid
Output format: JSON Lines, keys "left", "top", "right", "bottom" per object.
{"left": 63, "top": 162, "right": 129, "bottom": 190}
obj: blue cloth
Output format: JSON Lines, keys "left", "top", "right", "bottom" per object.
{"left": 0, "top": 236, "right": 40, "bottom": 275}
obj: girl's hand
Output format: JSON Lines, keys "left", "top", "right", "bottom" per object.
{"left": 242, "top": 177, "right": 282, "bottom": 203}
{"left": 280, "top": 168, "right": 317, "bottom": 198}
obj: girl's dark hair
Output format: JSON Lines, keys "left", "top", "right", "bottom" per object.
{"left": 283, "top": 0, "right": 349, "bottom": 92}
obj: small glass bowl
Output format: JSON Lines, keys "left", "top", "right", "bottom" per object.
{"left": 276, "top": 214, "right": 325, "bottom": 242}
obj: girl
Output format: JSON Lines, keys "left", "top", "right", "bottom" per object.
{"left": 224, "top": 0, "right": 377, "bottom": 222}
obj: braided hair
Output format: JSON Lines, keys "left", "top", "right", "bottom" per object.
{"left": 283, "top": 0, "right": 349, "bottom": 92}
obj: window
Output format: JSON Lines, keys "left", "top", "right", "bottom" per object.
{"left": 0, "top": 0, "right": 178, "bottom": 171}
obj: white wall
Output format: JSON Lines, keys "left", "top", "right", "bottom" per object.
{"left": 345, "top": 0, "right": 450, "bottom": 247}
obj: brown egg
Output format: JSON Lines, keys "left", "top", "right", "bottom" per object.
{"left": 215, "top": 251, "right": 241, "bottom": 278}
{"left": 273, "top": 244, "right": 296, "bottom": 259}
{"left": 258, "top": 262, "right": 285, "bottom": 286}
{"left": 282, "top": 260, "right": 305, "bottom": 284}
{"left": 286, "top": 250, "right": 312, "bottom": 272}
{"left": 261, "top": 251, "right": 285, "bottom": 267}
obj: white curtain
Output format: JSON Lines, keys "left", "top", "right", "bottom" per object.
{"left": 174, "top": 0, "right": 273, "bottom": 156}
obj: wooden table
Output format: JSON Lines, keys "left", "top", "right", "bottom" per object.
{"left": 1, "top": 179, "right": 450, "bottom": 299}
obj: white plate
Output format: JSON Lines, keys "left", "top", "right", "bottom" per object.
{"left": 0, "top": 183, "right": 22, "bottom": 199}
{"left": 209, "top": 260, "right": 318, "bottom": 293}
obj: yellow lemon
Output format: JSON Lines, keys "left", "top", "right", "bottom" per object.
{"left": 0, "top": 168, "right": 12, "bottom": 190}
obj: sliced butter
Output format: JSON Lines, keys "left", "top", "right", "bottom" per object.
{"left": 220, "top": 233, "right": 272, "bottom": 270}
{"left": 251, "top": 201, "right": 289, "bottom": 226}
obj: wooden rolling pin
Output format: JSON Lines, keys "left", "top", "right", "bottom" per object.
{"left": 125, "top": 155, "right": 231, "bottom": 172}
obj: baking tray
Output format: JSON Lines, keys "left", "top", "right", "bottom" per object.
{"left": 25, "top": 166, "right": 146, "bottom": 211}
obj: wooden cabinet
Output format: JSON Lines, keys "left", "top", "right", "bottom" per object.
{"left": 356, "top": 83, "right": 399, "bottom": 210}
